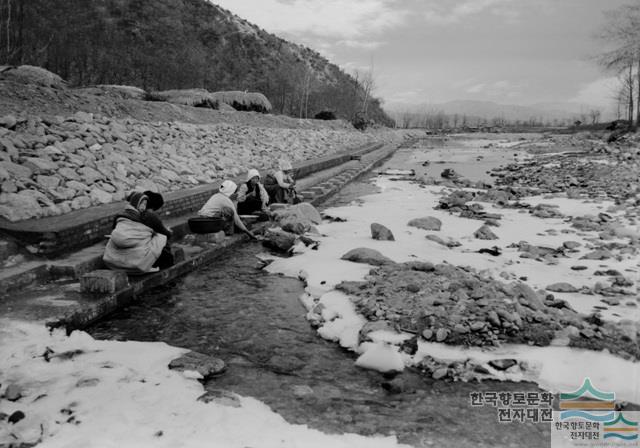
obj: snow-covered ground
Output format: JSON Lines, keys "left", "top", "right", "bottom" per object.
{"left": 264, "top": 175, "right": 640, "bottom": 403}
{"left": 0, "top": 319, "right": 408, "bottom": 447}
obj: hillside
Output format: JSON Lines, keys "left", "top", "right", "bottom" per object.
{"left": 0, "top": 0, "right": 392, "bottom": 126}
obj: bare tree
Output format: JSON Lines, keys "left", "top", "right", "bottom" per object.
{"left": 589, "top": 109, "right": 602, "bottom": 124}
{"left": 597, "top": 3, "right": 640, "bottom": 128}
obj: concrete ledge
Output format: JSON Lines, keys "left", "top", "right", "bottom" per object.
{"left": 50, "top": 234, "right": 247, "bottom": 331}
{"left": 6, "top": 138, "right": 408, "bottom": 330}
{"left": 0, "top": 142, "right": 384, "bottom": 256}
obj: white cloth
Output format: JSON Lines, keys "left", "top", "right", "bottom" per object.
{"left": 198, "top": 192, "right": 236, "bottom": 218}
{"left": 246, "top": 168, "right": 260, "bottom": 182}
{"left": 219, "top": 180, "right": 237, "bottom": 197}
{"left": 103, "top": 218, "right": 167, "bottom": 273}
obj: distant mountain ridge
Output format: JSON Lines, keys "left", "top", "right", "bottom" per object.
{"left": 386, "top": 99, "right": 606, "bottom": 124}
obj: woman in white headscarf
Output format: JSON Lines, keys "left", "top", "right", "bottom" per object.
{"left": 264, "top": 159, "right": 300, "bottom": 204}
{"left": 198, "top": 180, "right": 257, "bottom": 239}
{"left": 236, "top": 168, "right": 269, "bottom": 215}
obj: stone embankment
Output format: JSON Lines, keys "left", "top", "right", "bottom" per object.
{"left": 0, "top": 112, "right": 401, "bottom": 222}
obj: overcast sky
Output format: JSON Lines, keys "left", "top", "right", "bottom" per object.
{"left": 212, "top": 0, "right": 629, "bottom": 112}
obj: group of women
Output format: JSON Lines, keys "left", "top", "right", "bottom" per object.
{"left": 103, "top": 159, "right": 299, "bottom": 274}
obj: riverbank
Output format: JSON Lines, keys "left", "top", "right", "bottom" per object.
{"left": 263, "top": 134, "right": 639, "bottom": 403}
{"left": 1, "top": 131, "right": 638, "bottom": 447}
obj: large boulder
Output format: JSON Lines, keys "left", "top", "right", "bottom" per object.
{"left": 408, "top": 216, "right": 442, "bottom": 231}
{"left": 272, "top": 203, "right": 322, "bottom": 235}
{"left": 341, "top": 247, "right": 394, "bottom": 266}
{"left": 371, "top": 223, "right": 395, "bottom": 241}
{"left": 273, "top": 202, "right": 322, "bottom": 225}
{"left": 263, "top": 227, "right": 299, "bottom": 253}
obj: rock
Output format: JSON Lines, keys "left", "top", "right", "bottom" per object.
{"left": 473, "top": 224, "right": 498, "bottom": 240}
{"left": 70, "top": 195, "right": 92, "bottom": 210}
{"left": 36, "top": 174, "right": 61, "bottom": 190}
{"left": 341, "top": 247, "right": 394, "bottom": 266}
{"left": 381, "top": 377, "right": 407, "bottom": 394}
{"left": 487, "top": 310, "right": 501, "bottom": 327}
{"left": 581, "top": 250, "right": 612, "bottom": 260}
{"left": 0, "top": 115, "right": 17, "bottom": 129}
{"left": 78, "top": 166, "right": 103, "bottom": 184}
{"left": 23, "top": 157, "right": 57, "bottom": 174}
{"left": 73, "top": 111, "right": 93, "bottom": 123}
{"left": 488, "top": 359, "right": 517, "bottom": 371}
{"left": 580, "top": 328, "right": 595, "bottom": 339}
{"left": 432, "top": 367, "right": 448, "bottom": 379}
{"left": 546, "top": 282, "right": 579, "bottom": 293}
{"left": 273, "top": 202, "right": 322, "bottom": 225}
{"left": 266, "top": 355, "right": 305, "bottom": 374}
{"left": 168, "top": 351, "right": 226, "bottom": 379}
{"left": 440, "top": 168, "right": 458, "bottom": 179}
{"left": 425, "top": 234, "right": 447, "bottom": 246}
{"left": 61, "top": 138, "right": 86, "bottom": 152}
{"left": 612, "top": 276, "right": 633, "bottom": 287}
{"left": 0, "top": 180, "right": 16, "bottom": 193}
{"left": 280, "top": 217, "right": 310, "bottom": 235}
{"left": 406, "top": 283, "right": 420, "bottom": 293}
{"left": 405, "top": 261, "right": 435, "bottom": 272}
{"left": 371, "top": 223, "right": 395, "bottom": 241}
{"left": 0, "top": 192, "right": 43, "bottom": 221}
{"left": 66, "top": 180, "right": 90, "bottom": 192}
{"left": 8, "top": 410, "right": 25, "bottom": 424}
{"left": 197, "top": 389, "right": 241, "bottom": 407}
{"left": 571, "top": 265, "right": 588, "bottom": 271}
{"left": 90, "top": 187, "right": 113, "bottom": 205}
{"left": 291, "top": 385, "right": 314, "bottom": 397}
{"left": 263, "top": 227, "right": 298, "bottom": 253}
{"left": 563, "top": 241, "right": 581, "bottom": 250}
{"left": 0, "top": 161, "right": 32, "bottom": 179}
{"left": 511, "top": 282, "right": 545, "bottom": 309}
{"left": 4, "top": 384, "right": 22, "bottom": 401}
{"left": 478, "top": 246, "right": 502, "bottom": 256}
{"left": 422, "top": 329, "right": 433, "bottom": 340}
{"left": 435, "top": 328, "right": 449, "bottom": 342}
{"left": 408, "top": 216, "right": 442, "bottom": 231}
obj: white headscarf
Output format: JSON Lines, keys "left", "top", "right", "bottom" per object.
{"left": 219, "top": 180, "right": 237, "bottom": 197}
{"left": 246, "top": 168, "right": 261, "bottom": 182}
{"left": 278, "top": 159, "right": 293, "bottom": 171}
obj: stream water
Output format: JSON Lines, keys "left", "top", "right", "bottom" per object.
{"left": 89, "top": 136, "right": 549, "bottom": 447}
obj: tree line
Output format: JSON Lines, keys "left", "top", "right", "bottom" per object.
{"left": 392, "top": 110, "right": 586, "bottom": 130}
{"left": 0, "top": 0, "right": 393, "bottom": 126}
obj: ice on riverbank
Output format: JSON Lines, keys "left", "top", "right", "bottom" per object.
{"left": 0, "top": 319, "right": 408, "bottom": 447}
{"left": 265, "top": 161, "right": 639, "bottom": 403}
